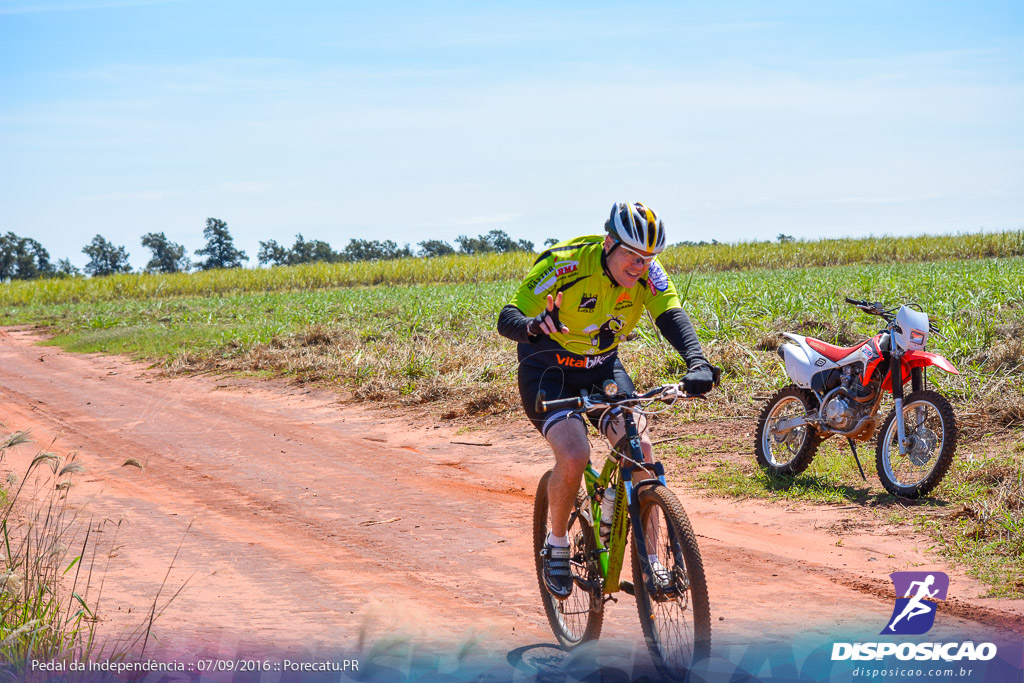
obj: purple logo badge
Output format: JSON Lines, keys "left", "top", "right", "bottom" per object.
{"left": 881, "top": 571, "right": 949, "bottom": 635}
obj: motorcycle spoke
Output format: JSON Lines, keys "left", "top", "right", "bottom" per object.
{"left": 884, "top": 402, "right": 944, "bottom": 486}
{"left": 764, "top": 396, "right": 808, "bottom": 466}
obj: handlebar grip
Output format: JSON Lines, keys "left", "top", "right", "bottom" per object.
{"left": 536, "top": 391, "right": 585, "bottom": 414}
{"left": 539, "top": 396, "right": 584, "bottom": 412}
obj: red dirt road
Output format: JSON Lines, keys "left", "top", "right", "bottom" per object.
{"left": 0, "top": 327, "right": 1021, "bottom": 666}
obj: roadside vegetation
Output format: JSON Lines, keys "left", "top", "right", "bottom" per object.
{"left": 1, "top": 229, "right": 1020, "bottom": 307}
{"left": 687, "top": 433, "right": 1024, "bottom": 598}
{"left": 0, "top": 431, "right": 94, "bottom": 677}
{"left": 1, "top": 230, "right": 1022, "bottom": 596}
{"left": 0, "top": 429, "right": 187, "bottom": 676}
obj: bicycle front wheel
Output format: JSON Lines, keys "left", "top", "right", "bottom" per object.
{"left": 533, "top": 469, "right": 604, "bottom": 648}
{"left": 631, "top": 484, "right": 711, "bottom": 680}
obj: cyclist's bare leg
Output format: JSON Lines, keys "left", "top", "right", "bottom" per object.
{"left": 545, "top": 417, "right": 592, "bottom": 538}
{"left": 603, "top": 413, "right": 654, "bottom": 473}
{"left": 603, "top": 415, "right": 662, "bottom": 555}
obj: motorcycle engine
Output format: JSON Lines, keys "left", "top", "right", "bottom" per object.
{"left": 822, "top": 393, "right": 859, "bottom": 431}
{"left": 821, "top": 366, "right": 874, "bottom": 431}
{"left": 847, "top": 365, "right": 880, "bottom": 403}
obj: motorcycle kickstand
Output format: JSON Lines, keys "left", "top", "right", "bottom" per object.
{"left": 847, "top": 438, "right": 867, "bottom": 481}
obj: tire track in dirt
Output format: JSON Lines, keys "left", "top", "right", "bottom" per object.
{"left": 0, "top": 327, "right": 1021, "bottom": 664}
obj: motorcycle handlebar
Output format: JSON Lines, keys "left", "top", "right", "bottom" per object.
{"left": 845, "top": 297, "right": 888, "bottom": 317}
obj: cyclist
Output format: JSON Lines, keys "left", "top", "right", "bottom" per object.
{"left": 497, "top": 201, "right": 715, "bottom": 600}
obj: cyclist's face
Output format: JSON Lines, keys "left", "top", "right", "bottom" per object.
{"left": 604, "top": 236, "right": 654, "bottom": 288}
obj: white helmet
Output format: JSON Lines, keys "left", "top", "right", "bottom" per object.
{"left": 605, "top": 202, "right": 666, "bottom": 254}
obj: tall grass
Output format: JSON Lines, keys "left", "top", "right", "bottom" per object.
{"left": 6, "top": 257, "right": 1021, "bottom": 432}
{"left": 0, "top": 432, "right": 94, "bottom": 677}
{"left": 1, "top": 230, "right": 1020, "bottom": 307}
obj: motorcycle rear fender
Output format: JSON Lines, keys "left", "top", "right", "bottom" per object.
{"left": 903, "top": 349, "right": 960, "bottom": 375}
{"left": 779, "top": 333, "right": 837, "bottom": 388}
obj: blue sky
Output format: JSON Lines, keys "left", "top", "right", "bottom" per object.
{"left": 2, "top": 0, "right": 1022, "bottom": 270}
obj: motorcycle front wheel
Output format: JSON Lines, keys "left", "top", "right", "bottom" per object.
{"left": 875, "top": 390, "right": 957, "bottom": 499}
{"left": 754, "top": 385, "right": 822, "bottom": 476}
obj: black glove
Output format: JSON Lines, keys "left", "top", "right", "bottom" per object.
{"left": 526, "top": 306, "right": 564, "bottom": 339}
{"left": 682, "top": 364, "right": 715, "bottom": 396}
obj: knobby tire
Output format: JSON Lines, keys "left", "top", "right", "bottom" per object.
{"left": 755, "top": 385, "right": 823, "bottom": 476}
{"left": 631, "top": 484, "right": 711, "bottom": 681}
{"left": 533, "top": 470, "right": 604, "bottom": 648}
{"left": 875, "top": 389, "right": 957, "bottom": 499}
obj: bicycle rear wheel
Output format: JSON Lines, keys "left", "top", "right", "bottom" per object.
{"left": 631, "top": 484, "right": 711, "bottom": 680}
{"left": 533, "top": 469, "right": 604, "bottom": 648}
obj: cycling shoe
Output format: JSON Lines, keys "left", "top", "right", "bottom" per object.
{"left": 540, "top": 542, "right": 573, "bottom": 600}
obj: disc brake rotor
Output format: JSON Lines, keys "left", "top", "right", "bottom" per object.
{"left": 907, "top": 427, "right": 938, "bottom": 466}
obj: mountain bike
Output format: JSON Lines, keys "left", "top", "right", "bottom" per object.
{"left": 532, "top": 381, "right": 711, "bottom": 681}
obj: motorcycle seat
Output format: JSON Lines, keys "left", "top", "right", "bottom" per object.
{"left": 805, "top": 337, "right": 869, "bottom": 362}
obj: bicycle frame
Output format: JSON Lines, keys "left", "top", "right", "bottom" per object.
{"left": 538, "top": 384, "right": 692, "bottom": 597}
{"left": 581, "top": 407, "right": 670, "bottom": 595}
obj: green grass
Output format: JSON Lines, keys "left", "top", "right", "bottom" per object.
{"left": 688, "top": 434, "right": 1024, "bottom": 597}
{"left": 5, "top": 257, "right": 1022, "bottom": 424}
{"left": 2, "top": 230, "right": 1020, "bottom": 307}
{"left": 696, "top": 439, "right": 884, "bottom": 505}
{"left": 2, "top": 240, "right": 1023, "bottom": 597}
{"left": 0, "top": 434, "right": 95, "bottom": 676}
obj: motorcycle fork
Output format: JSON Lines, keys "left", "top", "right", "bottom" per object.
{"left": 910, "top": 366, "right": 928, "bottom": 429}
{"left": 911, "top": 367, "right": 925, "bottom": 392}
{"left": 891, "top": 353, "right": 908, "bottom": 455}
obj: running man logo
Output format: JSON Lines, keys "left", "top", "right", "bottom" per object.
{"left": 881, "top": 571, "right": 949, "bottom": 635}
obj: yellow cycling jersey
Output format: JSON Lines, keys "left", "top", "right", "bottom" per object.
{"left": 508, "top": 235, "right": 681, "bottom": 360}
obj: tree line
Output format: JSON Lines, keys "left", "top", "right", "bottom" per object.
{"left": 0, "top": 219, "right": 538, "bottom": 279}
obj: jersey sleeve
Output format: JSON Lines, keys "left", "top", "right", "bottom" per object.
{"left": 641, "top": 260, "right": 681, "bottom": 318}
{"left": 508, "top": 252, "right": 558, "bottom": 317}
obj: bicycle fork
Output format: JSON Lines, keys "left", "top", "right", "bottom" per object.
{"left": 616, "top": 411, "right": 685, "bottom": 599}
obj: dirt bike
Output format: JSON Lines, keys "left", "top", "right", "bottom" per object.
{"left": 755, "top": 297, "right": 959, "bottom": 499}
{"left": 533, "top": 381, "right": 711, "bottom": 681}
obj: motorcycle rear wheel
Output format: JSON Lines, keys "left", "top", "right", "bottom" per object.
{"left": 876, "top": 390, "right": 957, "bottom": 499}
{"left": 755, "top": 385, "right": 823, "bottom": 476}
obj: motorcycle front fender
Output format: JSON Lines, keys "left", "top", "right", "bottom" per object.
{"left": 903, "top": 349, "right": 960, "bottom": 375}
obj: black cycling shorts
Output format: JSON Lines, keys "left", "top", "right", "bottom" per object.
{"left": 517, "top": 354, "right": 635, "bottom": 437}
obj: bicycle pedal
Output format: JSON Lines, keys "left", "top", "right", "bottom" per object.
{"left": 618, "top": 580, "right": 635, "bottom": 596}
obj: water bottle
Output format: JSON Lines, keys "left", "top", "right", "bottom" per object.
{"left": 599, "top": 488, "right": 615, "bottom": 545}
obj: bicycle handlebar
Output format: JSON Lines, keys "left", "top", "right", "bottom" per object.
{"left": 536, "top": 384, "right": 697, "bottom": 415}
